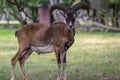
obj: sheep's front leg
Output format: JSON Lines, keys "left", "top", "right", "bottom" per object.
{"left": 54, "top": 47, "right": 61, "bottom": 80}
{"left": 58, "top": 53, "right": 66, "bottom": 80}
{"left": 55, "top": 47, "right": 66, "bottom": 80}
{"left": 60, "top": 42, "right": 74, "bottom": 80}
{"left": 61, "top": 52, "right": 66, "bottom": 80}
{"left": 54, "top": 46, "right": 67, "bottom": 80}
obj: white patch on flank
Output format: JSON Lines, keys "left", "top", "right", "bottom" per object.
{"left": 30, "top": 45, "right": 54, "bottom": 54}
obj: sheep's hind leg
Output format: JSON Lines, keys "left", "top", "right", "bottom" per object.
{"left": 19, "top": 49, "right": 32, "bottom": 80}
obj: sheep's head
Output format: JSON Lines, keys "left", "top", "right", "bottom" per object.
{"left": 50, "top": 2, "right": 90, "bottom": 30}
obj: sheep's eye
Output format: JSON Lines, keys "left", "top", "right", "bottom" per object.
{"left": 64, "top": 14, "right": 67, "bottom": 18}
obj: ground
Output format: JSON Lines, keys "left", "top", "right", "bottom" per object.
{"left": 0, "top": 29, "right": 120, "bottom": 80}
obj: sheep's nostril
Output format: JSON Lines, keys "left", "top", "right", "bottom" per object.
{"left": 68, "top": 25, "right": 73, "bottom": 30}
{"left": 69, "top": 25, "right": 72, "bottom": 28}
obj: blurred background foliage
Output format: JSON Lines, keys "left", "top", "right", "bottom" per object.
{"left": 0, "top": 0, "right": 120, "bottom": 32}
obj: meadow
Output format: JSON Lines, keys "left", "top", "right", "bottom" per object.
{"left": 0, "top": 29, "right": 120, "bottom": 80}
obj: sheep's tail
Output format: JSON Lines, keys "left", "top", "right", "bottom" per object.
{"left": 15, "top": 29, "right": 19, "bottom": 37}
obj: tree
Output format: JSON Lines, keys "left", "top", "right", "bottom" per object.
{"left": 0, "top": 0, "right": 50, "bottom": 25}
{"left": 109, "top": 0, "right": 120, "bottom": 27}
{"left": 0, "top": 0, "right": 75, "bottom": 25}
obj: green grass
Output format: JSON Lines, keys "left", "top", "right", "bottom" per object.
{"left": 0, "top": 29, "right": 120, "bottom": 80}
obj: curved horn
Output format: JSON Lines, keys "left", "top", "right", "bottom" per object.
{"left": 72, "top": 2, "right": 90, "bottom": 12}
{"left": 50, "top": 3, "right": 69, "bottom": 14}
{"left": 50, "top": 3, "right": 69, "bottom": 24}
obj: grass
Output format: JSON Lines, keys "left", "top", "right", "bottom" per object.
{"left": 0, "top": 29, "right": 120, "bottom": 80}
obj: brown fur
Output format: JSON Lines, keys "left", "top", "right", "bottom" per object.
{"left": 11, "top": 22, "right": 75, "bottom": 80}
